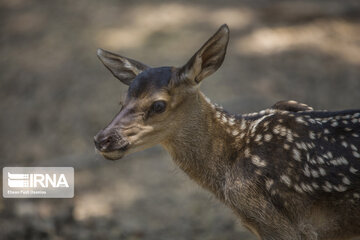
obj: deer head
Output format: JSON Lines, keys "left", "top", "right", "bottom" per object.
{"left": 94, "top": 24, "right": 229, "bottom": 160}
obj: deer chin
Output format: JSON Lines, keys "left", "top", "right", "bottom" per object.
{"left": 99, "top": 150, "right": 126, "bottom": 160}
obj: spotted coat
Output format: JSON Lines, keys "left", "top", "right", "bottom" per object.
{"left": 211, "top": 99, "right": 360, "bottom": 239}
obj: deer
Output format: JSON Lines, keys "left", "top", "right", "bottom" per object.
{"left": 94, "top": 24, "right": 360, "bottom": 240}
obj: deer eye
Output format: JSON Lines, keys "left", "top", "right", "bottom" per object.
{"left": 151, "top": 101, "right": 166, "bottom": 114}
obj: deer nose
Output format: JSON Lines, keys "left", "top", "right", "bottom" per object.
{"left": 94, "top": 131, "right": 113, "bottom": 152}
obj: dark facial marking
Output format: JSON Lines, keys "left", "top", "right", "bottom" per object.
{"left": 128, "top": 67, "right": 172, "bottom": 98}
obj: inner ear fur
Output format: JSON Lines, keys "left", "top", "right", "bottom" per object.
{"left": 97, "top": 48, "right": 149, "bottom": 85}
{"left": 180, "top": 24, "right": 230, "bottom": 84}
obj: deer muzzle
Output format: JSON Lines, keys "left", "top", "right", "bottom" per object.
{"left": 94, "top": 129, "right": 129, "bottom": 160}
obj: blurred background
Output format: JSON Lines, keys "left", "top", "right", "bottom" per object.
{"left": 1, "top": 0, "right": 360, "bottom": 239}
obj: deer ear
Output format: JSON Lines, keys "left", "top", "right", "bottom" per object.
{"left": 97, "top": 49, "right": 149, "bottom": 85}
{"left": 179, "top": 24, "right": 229, "bottom": 85}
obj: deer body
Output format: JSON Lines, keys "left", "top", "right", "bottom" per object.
{"left": 164, "top": 91, "right": 360, "bottom": 240}
{"left": 94, "top": 25, "right": 360, "bottom": 239}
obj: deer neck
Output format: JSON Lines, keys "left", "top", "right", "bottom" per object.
{"left": 162, "top": 91, "right": 247, "bottom": 200}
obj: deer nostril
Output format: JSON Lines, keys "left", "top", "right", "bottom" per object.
{"left": 94, "top": 133, "right": 112, "bottom": 151}
{"left": 102, "top": 138, "right": 111, "bottom": 147}
{"left": 94, "top": 130, "right": 129, "bottom": 153}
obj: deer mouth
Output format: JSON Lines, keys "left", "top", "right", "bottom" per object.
{"left": 94, "top": 133, "right": 130, "bottom": 161}
{"left": 98, "top": 143, "right": 129, "bottom": 160}
{"left": 100, "top": 149, "right": 126, "bottom": 160}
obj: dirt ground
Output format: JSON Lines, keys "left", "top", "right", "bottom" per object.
{"left": 1, "top": 0, "right": 360, "bottom": 239}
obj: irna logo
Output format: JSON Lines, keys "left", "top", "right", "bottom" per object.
{"left": 3, "top": 167, "right": 74, "bottom": 198}
{"left": 8, "top": 172, "right": 69, "bottom": 188}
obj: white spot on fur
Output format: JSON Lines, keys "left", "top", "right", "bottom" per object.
{"left": 280, "top": 175, "right": 291, "bottom": 187}
{"left": 254, "top": 134, "right": 262, "bottom": 142}
{"left": 317, "top": 156, "right": 324, "bottom": 164}
{"left": 330, "top": 157, "right": 348, "bottom": 166}
{"left": 309, "top": 131, "right": 316, "bottom": 139}
{"left": 308, "top": 119, "right": 316, "bottom": 124}
{"left": 293, "top": 149, "right": 301, "bottom": 162}
{"left": 303, "top": 164, "right": 311, "bottom": 177}
{"left": 244, "top": 148, "right": 251, "bottom": 158}
{"left": 279, "top": 127, "right": 287, "bottom": 137}
{"left": 302, "top": 142, "right": 308, "bottom": 150}
{"left": 301, "top": 182, "right": 313, "bottom": 192}
{"left": 286, "top": 131, "right": 294, "bottom": 142}
{"left": 251, "top": 155, "right": 267, "bottom": 167}
{"left": 311, "top": 170, "right": 319, "bottom": 178}
{"left": 263, "top": 121, "right": 270, "bottom": 127}
{"left": 306, "top": 143, "right": 314, "bottom": 149}
{"left": 228, "top": 118, "right": 235, "bottom": 126}
{"left": 294, "top": 184, "right": 303, "bottom": 193}
{"left": 312, "top": 182, "right": 319, "bottom": 189}
{"left": 339, "top": 157, "right": 348, "bottom": 165}
{"left": 240, "top": 121, "right": 246, "bottom": 130}
{"left": 264, "top": 134, "right": 272, "bottom": 142}
{"left": 334, "top": 185, "right": 347, "bottom": 192}
{"left": 353, "top": 151, "right": 360, "bottom": 158}
{"left": 273, "top": 125, "right": 280, "bottom": 134}
{"left": 342, "top": 177, "right": 351, "bottom": 185}
{"left": 266, "top": 179, "right": 274, "bottom": 191}
{"left": 319, "top": 168, "right": 326, "bottom": 176}
{"left": 325, "top": 181, "right": 333, "bottom": 189}
{"left": 322, "top": 185, "right": 331, "bottom": 192}
{"left": 331, "top": 122, "right": 338, "bottom": 127}
{"left": 296, "top": 117, "right": 308, "bottom": 125}
{"left": 350, "top": 166, "right": 358, "bottom": 174}
{"left": 296, "top": 142, "right": 307, "bottom": 150}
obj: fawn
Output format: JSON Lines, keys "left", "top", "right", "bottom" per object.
{"left": 94, "top": 24, "right": 360, "bottom": 240}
